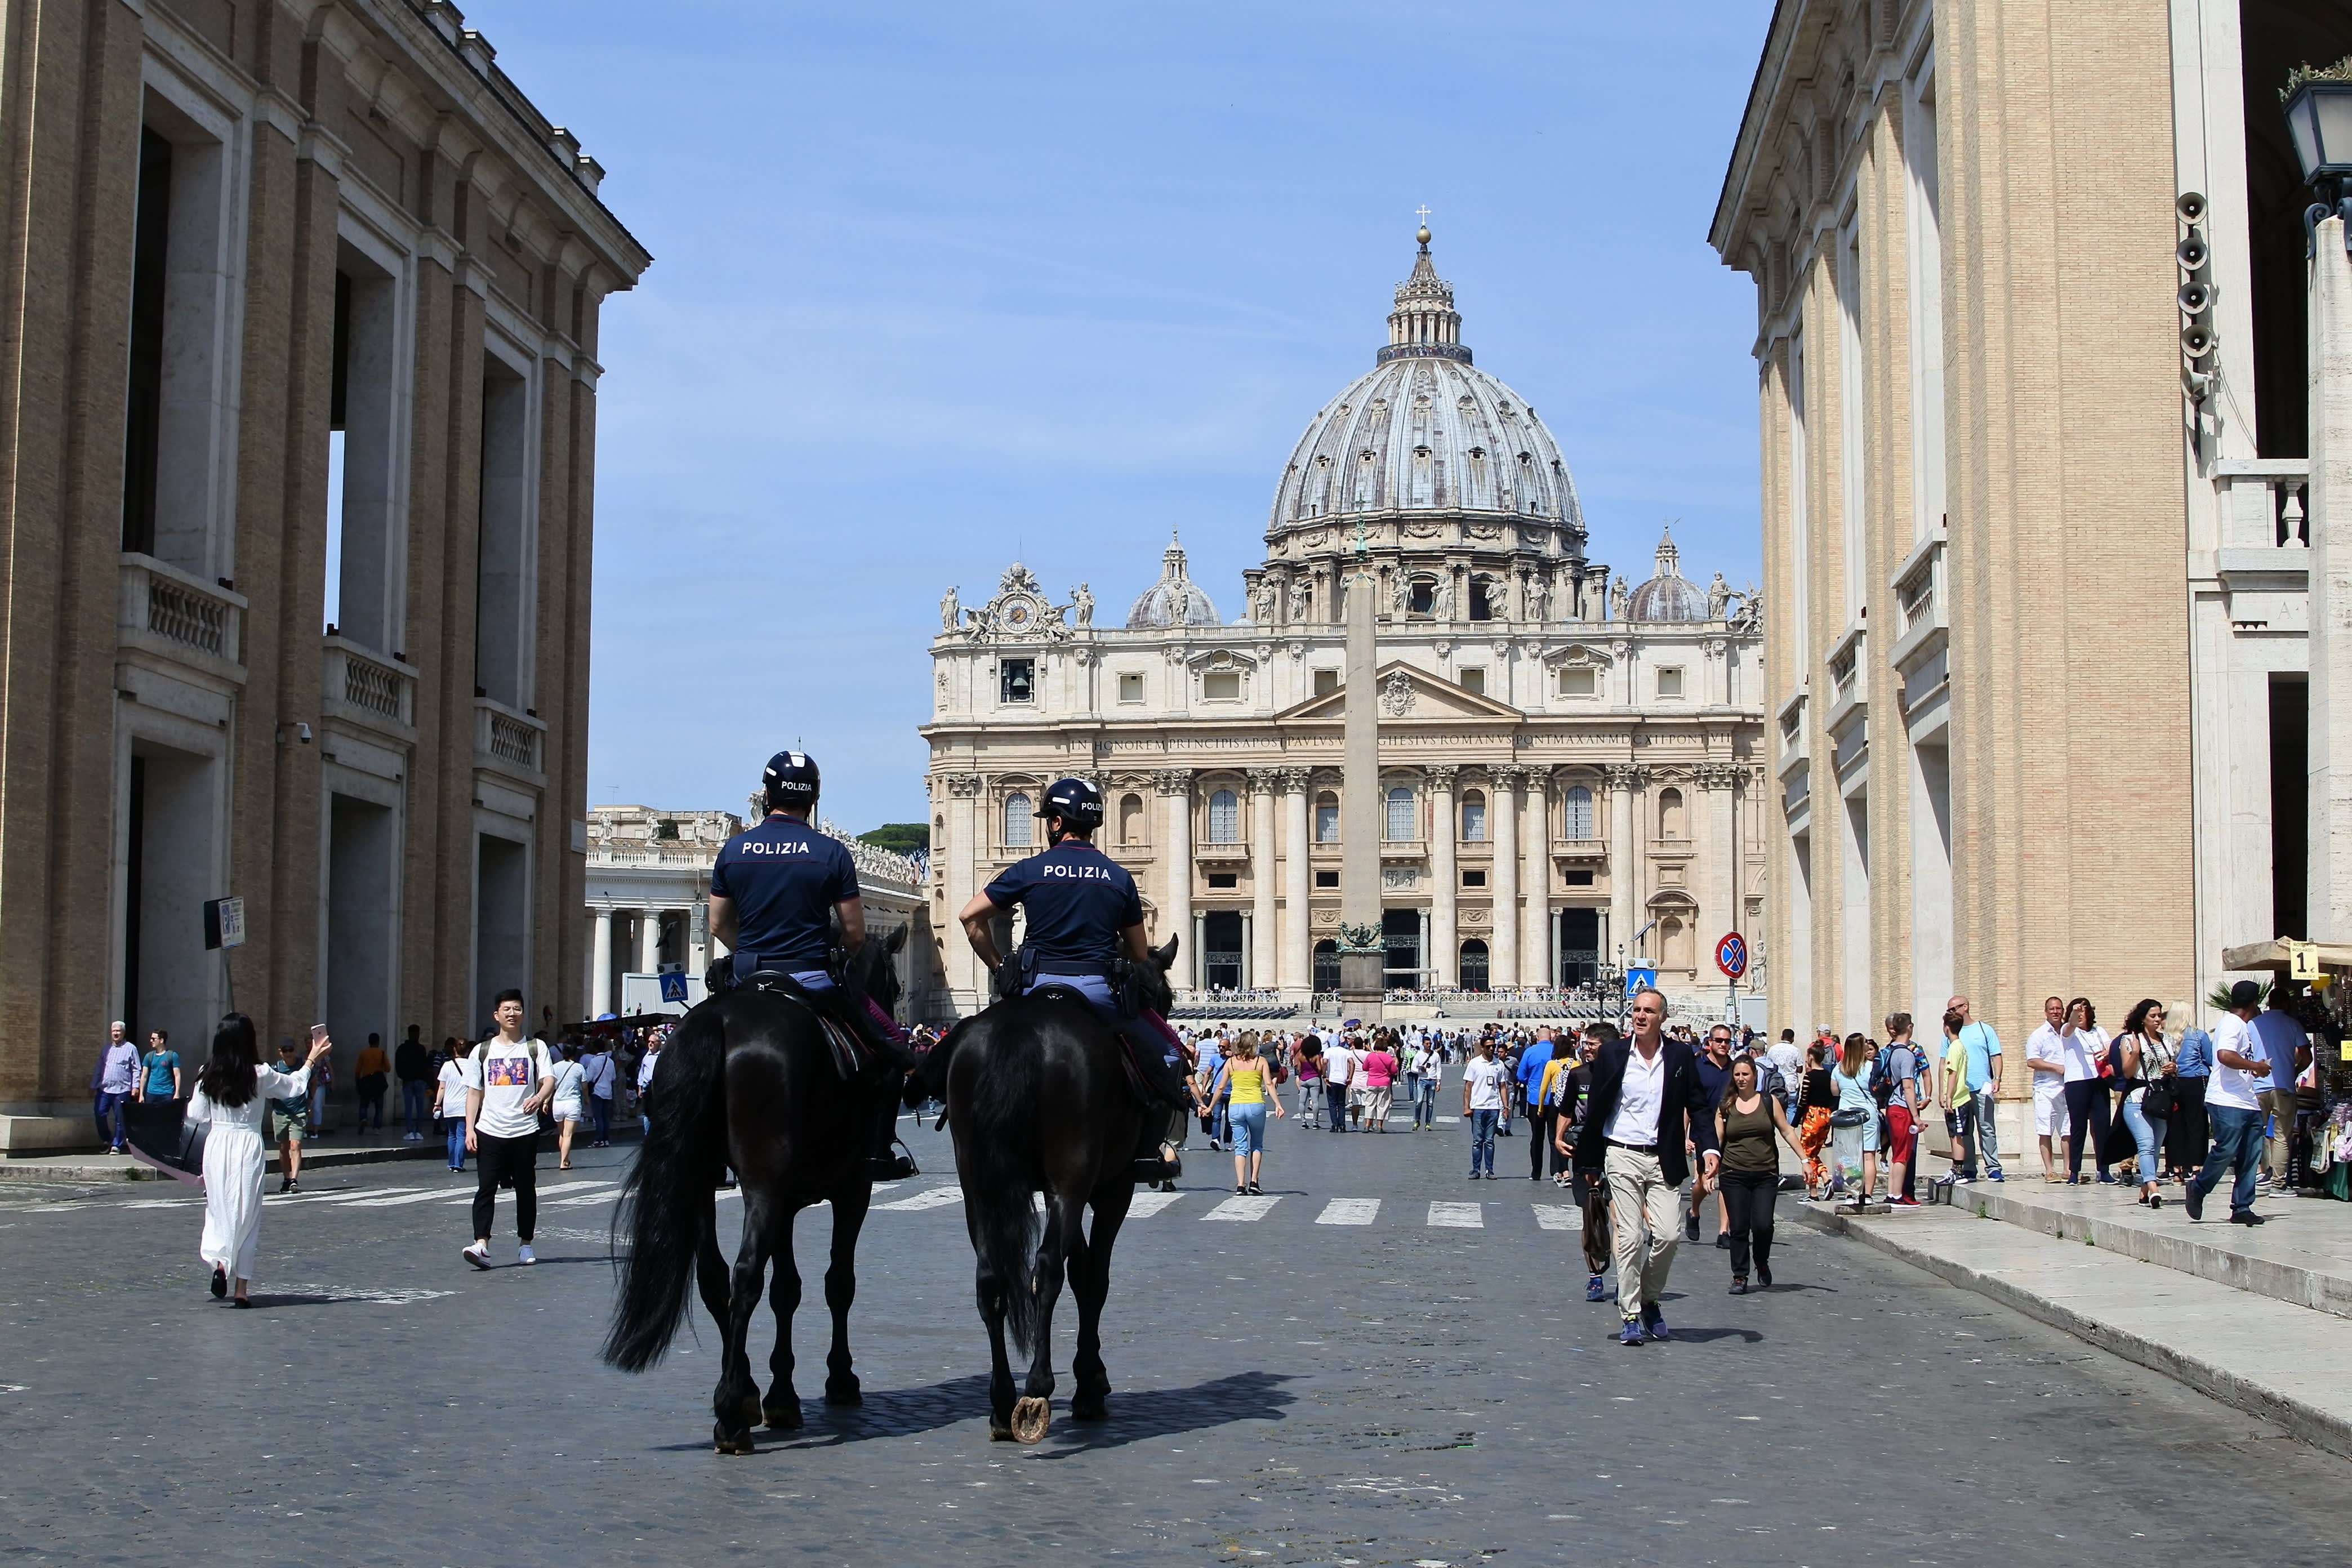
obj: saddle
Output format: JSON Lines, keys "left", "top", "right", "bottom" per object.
{"left": 744, "top": 970, "right": 877, "bottom": 1084}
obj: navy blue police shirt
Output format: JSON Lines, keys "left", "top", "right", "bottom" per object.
{"left": 983, "top": 838, "right": 1143, "bottom": 973}
{"left": 710, "top": 814, "right": 861, "bottom": 968}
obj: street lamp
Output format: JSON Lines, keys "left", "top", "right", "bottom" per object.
{"left": 2285, "top": 75, "right": 2352, "bottom": 252}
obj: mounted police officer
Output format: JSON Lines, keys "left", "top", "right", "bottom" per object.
{"left": 955, "top": 777, "right": 1199, "bottom": 1183}
{"left": 708, "top": 749, "right": 916, "bottom": 1179}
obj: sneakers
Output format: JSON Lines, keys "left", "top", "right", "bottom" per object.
{"left": 1585, "top": 1275, "right": 1607, "bottom": 1303}
{"left": 1756, "top": 1260, "right": 1773, "bottom": 1288}
{"left": 1640, "top": 1305, "right": 1671, "bottom": 1342}
{"left": 2185, "top": 1184, "right": 2206, "bottom": 1221}
{"left": 516, "top": 1244, "right": 536, "bottom": 1265}
{"left": 2229, "top": 1210, "right": 2269, "bottom": 1226}
{"left": 461, "top": 1242, "right": 492, "bottom": 1269}
{"left": 2096, "top": 1172, "right": 2118, "bottom": 1185}
{"left": 1890, "top": 1196, "right": 1923, "bottom": 1208}
{"left": 1683, "top": 1211, "right": 1701, "bottom": 1243}
{"left": 1986, "top": 1170, "right": 2006, "bottom": 1183}
{"left": 1618, "top": 1319, "right": 1645, "bottom": 1347}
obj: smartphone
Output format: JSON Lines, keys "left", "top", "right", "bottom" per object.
{"left": 309, "top": 1024, "right": 329, "bottom": 1046}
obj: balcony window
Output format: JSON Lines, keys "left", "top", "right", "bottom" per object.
{"left": 1315, "top": 791, "right": 1339, "bottom": 843}
{"left": 1460, "top": 790, "right": 1486, "bottom": 842}
{"left": 1458, "top": 667, "right": 1485, "bottom": 695}
{"left": 1000, "top": 658, "right": 1034, "bottom": 703}
{"left": 1207, "top": 789, "right": 1239, "bottom": 844}
{"left": 1409, "top": 577, "right": 1435, "bottom": 615}
{"left": 1202, "top": 669, "right": 1241, "bottom": 701}
{"left": 1313, "top": 668, "right": 1339, "bottom": 697}
{"left": 1557, "top": 666, "right": 1596, "bottom": 698}
{"left": 1468, "top": 577, "right": 1494, "bottom": 621}
{"left": 1385, "top": 786, "right": 1415, "bottom": 840}
{"left": 1117, "top": 671, "right": 1143, "bottom": 703}
{"left": 1562, "top": 784, "right": 1594, "bottom": 838}
{"left": 1004, "top": 794, "right": 1034, "bottom": 847}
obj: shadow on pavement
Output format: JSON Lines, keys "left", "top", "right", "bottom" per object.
{"left": 1035, "top": 1370, "right": 1299, "bottom": 1454}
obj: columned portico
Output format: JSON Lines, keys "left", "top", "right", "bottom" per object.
{"left": 1248, "top": 768, "right": 1279, "bottom": 988}
{"left": 1608, "top": 764, "right": 1638, "bottom": 972}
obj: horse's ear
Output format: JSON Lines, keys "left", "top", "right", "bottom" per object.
{"left": 885, "top": 923, "right": 908, "bottom": 956}
{"left": 1152, "top": 934, "right": 1179, "bottom": 971}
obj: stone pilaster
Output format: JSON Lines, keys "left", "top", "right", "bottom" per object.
{"left": 1427, "top": 764, "right": 1459, "bottom": 987}
{"left": 1246, "top": 767, "right": 1280, "bottom": 991}
{"left": 1489, "top": 765, "right": 1522, "bottom": 987}
{"left": 1279, "top": 767, "right": 1312, "bottom": 995}
{"left": 1153, "top": 769, "right": 1195, "bottom": 987}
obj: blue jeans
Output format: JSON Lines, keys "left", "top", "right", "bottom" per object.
{"left": 2191, "top": 1103, "right": 2263, "bottom": 1214}
{"left": 1411, "top": 1075, "right": 1437, "bottom": 1128}
{"left": 444, "top": 1119, "right": 467, "bottom": 1169}
{"left": 1213, "top": 1093, "right": 1231, "bottom": 1146}
{"left": 402, "top": 1081, "right": 429, "bottom": 1137}
{"left": 94, "top": 1092, "right": 129, "bottom": 1148}
{"left": 1469, "top": 1108, "right": 1499, "bottom": 1173}
{"left": 1971, "top": 1088, "right": 2004, "bottom": 1175}
{"left": 1326, "top": 1083, "right": 1348, "bottom": 1132}
{"left": 1228, "top": 1102, "right": 1267, "bottom": 1157}
{"left": 590, "top": 1095, "right": 612, "bottom": 1144}
{"left": 2120, "top": 1094, "right": 2165, "bottom": 1184}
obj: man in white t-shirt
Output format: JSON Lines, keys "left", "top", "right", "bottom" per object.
{"left": 461, "top": 988, "right": 555, "bottom": 1269}
{"left": 1460, "top": 1037, "right": 1508, "bottom": 1178}
{"left": 2187, "top": 980, "right": 2270, "bottom": 1224}
{"left": 1322, "top": 1036, "right": 1356, "bottom": 1134}
{"left": 2023, "top": 995, "right": 2069, "bottom": 1182}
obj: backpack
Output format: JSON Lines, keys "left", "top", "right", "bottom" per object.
{"left": 1867, "top": 1048, "right": 1899, "bottom": 1108}
{"left": 1755, "top": 1059, "right": 1788, "bottom": 1104}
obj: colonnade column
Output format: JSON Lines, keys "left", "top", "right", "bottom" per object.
{"left": 945, "top": 775, "right": 983, "bottom": 1007}
{"left": 1248, "top": 768, "right": 1279, "bottom": 992}
{"left": 1703, "top": 764, "right": 1739, "bottom": 948}
{"left": 1155, "top": 769, "right": 1195, "bottom": 989}
{"left": 1427, "top": 764, "right": 1458, "bottom": 988}
{"left": 1280, "top": 768, "right": 1312, "bottom": 994}
{"left": 1606, "top": 764, "right": 1640, "bottom": 972}
{"left": 590, "top": 909, "right": 612, "bottom": 1017}
{"left": 1489, "top": 765, "right": 1521, "bottom": 987}
{"left": 638, "top": 910, "right": 662, "bottom": 973}
{"left": 1521, "top": 769, "right": 1552, "bottom": 989}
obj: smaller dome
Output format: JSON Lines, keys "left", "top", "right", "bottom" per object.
{"left": 1628, "top": 527, "right": 1709, "bottom": 622}
{"left": 1126, "top": 533, "right": 1223, "bottom": 629}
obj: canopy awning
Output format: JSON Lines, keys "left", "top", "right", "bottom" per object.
{"left": 2220, "top": 939, "right": 2352, "bottom": 973}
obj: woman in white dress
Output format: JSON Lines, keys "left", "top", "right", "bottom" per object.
{"left": 186, "top": 1014, "right": 331, "bottom": 1306}
{"left": 549, "top": 1043, "right": 586, "bottom": 1170}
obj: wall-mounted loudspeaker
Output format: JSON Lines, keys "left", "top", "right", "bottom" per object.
{"left": 2178, "top": 234, "right": 2211, "bottom": 272}
{"left": 2182, "top": 323, "right": 2217, "bottom": 360}
{"left": 2177, "top": 190, "right": 2209, "bottom": 225}
{"left": 2179, "top": 280, "right": 2217, "bottom": 315}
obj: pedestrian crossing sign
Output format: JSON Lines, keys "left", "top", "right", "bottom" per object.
{"left": 1624, "top": 967, "right": 1656, "bottom": 998}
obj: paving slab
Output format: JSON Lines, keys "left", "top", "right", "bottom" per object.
{"left": 1789, "top": 1197, "right": 2352, "bottom": 1460}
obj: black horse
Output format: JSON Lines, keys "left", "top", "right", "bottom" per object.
{"left": 600, "top": 925, "right": 907, "bottom": 1454}
{"left": 910, "top": 936, "right": 1179, "bottom": 1444}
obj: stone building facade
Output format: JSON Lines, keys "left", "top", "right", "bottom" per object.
{"left": 1709, "top": 1, "right": 2349, "bottom": 1066}
{"left": 0, "top": 1, "right": 647, "bottom": 1152}
{"left": 920, "top": 233, "right": 1767, "bottom": 1017}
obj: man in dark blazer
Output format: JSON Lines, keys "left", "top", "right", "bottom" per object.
{"left": 1573, "top": 987, "right": 1722, "bottom": 1345}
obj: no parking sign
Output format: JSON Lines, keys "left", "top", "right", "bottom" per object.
{"left": 1715, "top": 932, "right": 1749, "bottom": 981}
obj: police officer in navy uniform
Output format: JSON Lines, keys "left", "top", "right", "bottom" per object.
{"left": 956, "top": 777, "right": 1198, "bottom": 1181}
{"left": 710, "top": 749, "right": 916, "bottom": 1179}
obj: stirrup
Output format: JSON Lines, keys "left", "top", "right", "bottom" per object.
{"left": 869, "top": 1150, "right": 918, "bottom": 1181}
{"left": 1127, "top": 1151, "right": 1180, "bottom": 1186}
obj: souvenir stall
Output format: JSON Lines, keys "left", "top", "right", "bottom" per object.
{"left": 2221, "top": 940, "right": 2352, "bottom": 1200}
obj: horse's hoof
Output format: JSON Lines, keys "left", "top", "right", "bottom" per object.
{"left": 1070, "top": 1398, "right": 1108, "bottom": 1423}
{"left": 1010, "top": 1396, "right": 1050, "bottom": 1444}
{"left": 763, "top": 1401, "right": 803, "bottom": 1430}
{"left": 988, "top": 1422, "right": 1017, "bottom": 1442}
{"left": 714, "top": 1423, "right": 755, "bottom": 1455}
{"left": 824, "top": 1381, "right": 863, "bottom": 1407}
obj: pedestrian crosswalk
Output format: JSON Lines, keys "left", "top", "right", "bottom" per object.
{"left": 17, "top": 1177, "right": 1598, "bottom": 1235}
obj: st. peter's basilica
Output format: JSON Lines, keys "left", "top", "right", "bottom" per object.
{"left": 920, "top": 229, "right": 1766, "bottom": 1015}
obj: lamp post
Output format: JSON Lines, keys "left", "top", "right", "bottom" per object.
{"left": 2285, "top": 77, "right": 2352, "bottom": 232}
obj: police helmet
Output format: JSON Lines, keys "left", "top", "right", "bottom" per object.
{"left": 763, "top": 750, "right": 821, "bottom": 812}
{"left": 1036, "top": 777, "right": 1104, "bottom": 832}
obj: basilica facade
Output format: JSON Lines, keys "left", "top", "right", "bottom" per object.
{"left": 920, "top": 233, "right": 1766, "bottom": 1015}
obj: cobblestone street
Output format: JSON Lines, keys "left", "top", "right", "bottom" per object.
{"left": 5, "top": 1107, "right": 2348, "bottom": 1566}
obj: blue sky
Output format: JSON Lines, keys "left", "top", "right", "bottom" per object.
{"left": 463, "top": 1, "right": 1772, "bottom": 830}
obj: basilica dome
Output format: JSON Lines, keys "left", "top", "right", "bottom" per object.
{"left": 1627, "top": 528, "right": 1709, "bottom": 622}
{"left": 1125, "top": 535, "right": 1223, "bottom": 628}
{"left": 1267, "top": 229, "right": 1585, "bottom": 534}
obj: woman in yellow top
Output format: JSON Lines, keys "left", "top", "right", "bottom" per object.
{"left": 1210, "top": 1034, "right": 1286, "bottom": 1196}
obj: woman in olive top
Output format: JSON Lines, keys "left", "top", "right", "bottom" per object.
{"left": 1714, "top": 1055, "right": 1810, "bottom": 1294}
{"left": 1209, "top": 1034, "right": 1285, "bottom": 1195}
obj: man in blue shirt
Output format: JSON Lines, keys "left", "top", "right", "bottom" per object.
{"left": 956, "top": 777, "right": 1197, "bottom": 1179}
{"left": 2251, "top": 991, "right": 2313, "bottom": 1188}
{"left": 1514, "top": 1028, "right": 1559, "bottom": 1180}
{"left": 710, "top": 749, "right": 914, "bottom": 1178}
{"left": 1949, "top": 995, "right": 2007, "bottom": 1182}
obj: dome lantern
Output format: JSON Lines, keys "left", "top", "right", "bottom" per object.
{"left": 1125, "top": 531, "right": 1223, "bottom": 628}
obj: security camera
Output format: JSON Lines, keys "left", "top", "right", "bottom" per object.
{"left": 2177, "top": 190, "right": 2208, "bottom": 224}
{"left": 297, "top": 723, "right": 313, "bottom": 743}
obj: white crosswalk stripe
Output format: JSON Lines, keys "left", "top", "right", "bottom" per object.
{"left": 1316, "top": 1197, "right": 1380, "bottom": 1226}
{"left": 1126, "top": 1191, "right": 1184, "bottom": 1218}
{"left": 1202, "top": 1195, "right": 1281, "bottom": 1222}
{"left": 342, "top": 1188, "right": 474, "bottom": 1208}
{"left": 1531, "top": 1204, "right": 1579, "bottom": 1231}
{"left": 872, "top": 1184, "right": 963, "bottom": 1211}
{"left": 1427, "top": 1201, "right": 1484, "bottom": 1228}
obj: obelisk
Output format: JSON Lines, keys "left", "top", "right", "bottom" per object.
{"left": 1337, "top": 523, "right": 1384, "bottom": 1021}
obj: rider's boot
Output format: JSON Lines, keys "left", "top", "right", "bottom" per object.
{"left": 834, "top": 991, "right": 917, "bottom": 1181}
{"left": 1127, "top": 1110, "right": 1182, "bottom": 1187}
{"left": 867, "top": 1092, "right": 917, "bottom": 1182}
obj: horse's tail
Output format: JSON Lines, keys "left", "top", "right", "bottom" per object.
{"left": 602, "top": 1003, "right": 729, "bottom": 1373}
{"left": 959, "top": 1019, "right": 1046, "bottom": 1358}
